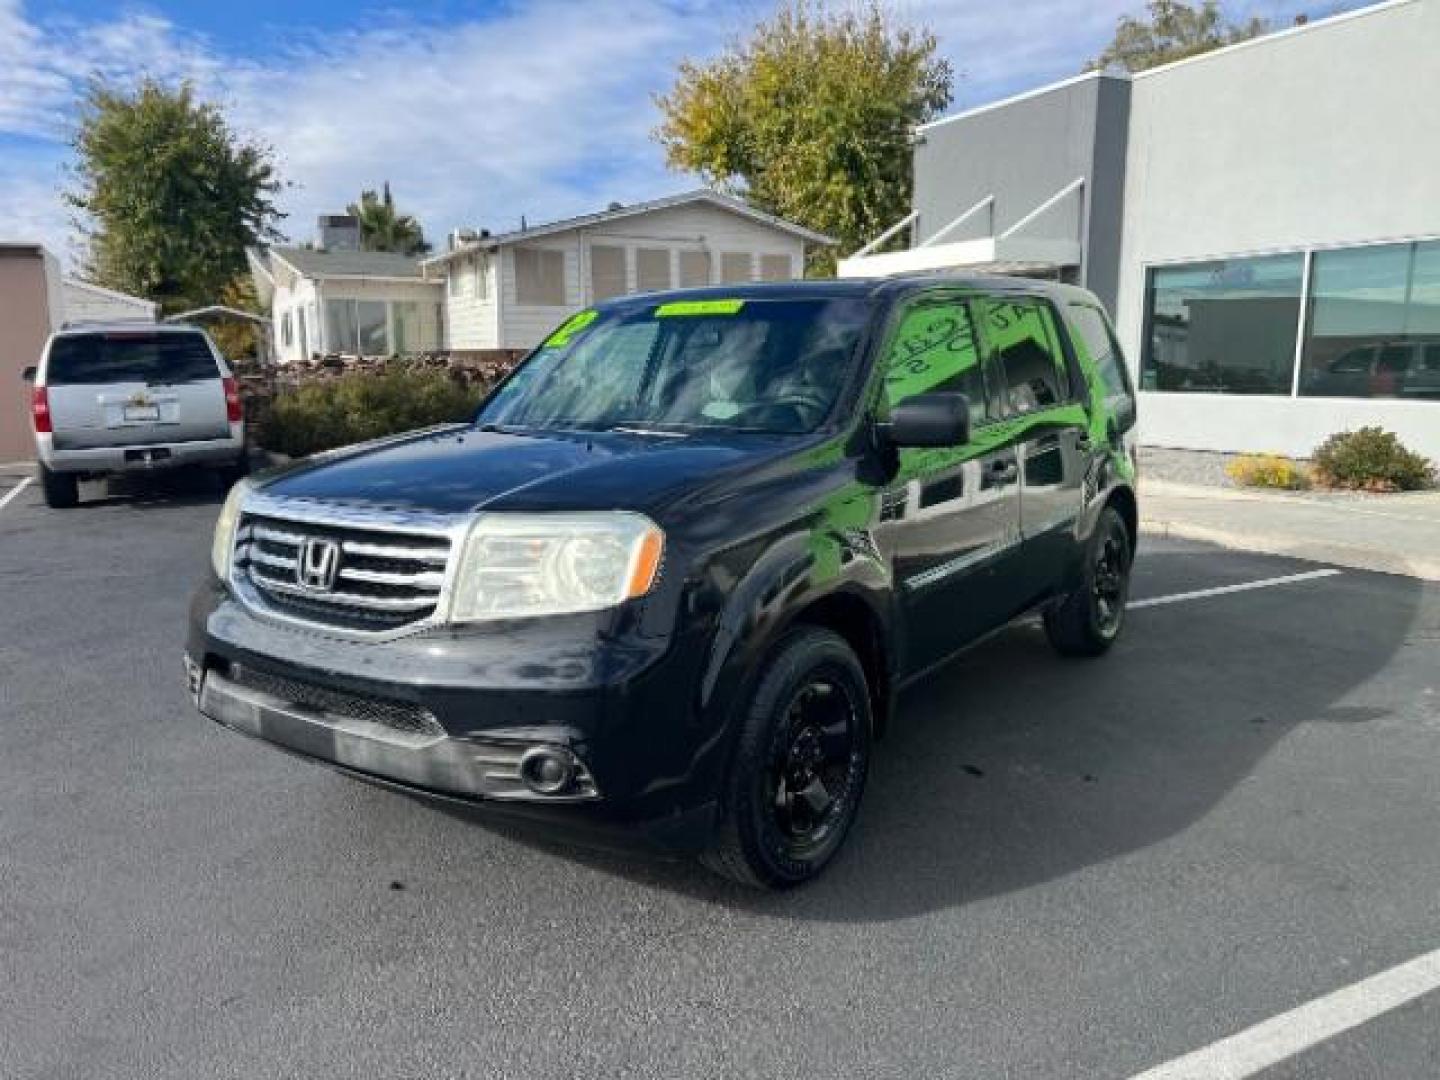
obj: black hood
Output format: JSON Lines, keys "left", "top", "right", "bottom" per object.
{"left": 255, "top": 425, "right": 808, "bottom": 516}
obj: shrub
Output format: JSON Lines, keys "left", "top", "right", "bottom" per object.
{"left": 1225, "top": 453, "right": 1311, "bottom": 490}
{"left": 1311, "top": 427, "right": 1435, "bottom": 492}
{"left": 263, "top": 364, "right": 487, "bottom": 457}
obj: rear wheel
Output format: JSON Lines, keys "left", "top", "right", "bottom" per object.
{"left": 38, "top": 464, "right": 79, "bottom": 509}
{"left": 702, "top": 627, "right": 871, "bottom": 889}
{"left": 1044, "top": 505, "right": 1131, "bottom": 657}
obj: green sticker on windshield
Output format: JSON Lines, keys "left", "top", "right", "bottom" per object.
{"left": 654, "top": 299, "right": 746, "bottom": 318}
{"left": 544, "top": 309, "right": 598, "bottom": 347}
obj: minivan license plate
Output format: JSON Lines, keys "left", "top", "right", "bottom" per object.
{"left": 124, "top": 405, "right": 160, "bottom": 422}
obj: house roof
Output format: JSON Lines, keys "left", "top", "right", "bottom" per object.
{"left": 269, "top": 246, "right": 429, "bottom": 280}
{"left": 420, "top": 189, "right": 836, "bottom": 268}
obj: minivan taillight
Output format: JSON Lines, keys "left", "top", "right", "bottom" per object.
{"left": 223, "top": 376, "right": 243, "bottom": 423}
{"left": 31, "top": 386, "right": 52, "bottom": 434}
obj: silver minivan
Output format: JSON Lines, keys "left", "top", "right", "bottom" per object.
{"left": 25, "top": 324, "right": 247, "bottom": 508}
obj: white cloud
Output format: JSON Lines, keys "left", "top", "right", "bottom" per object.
{"left": 0, "top": 0, "right": 1342, "bottom": 264}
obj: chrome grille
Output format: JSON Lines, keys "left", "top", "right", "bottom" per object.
{"left": 232, "top": 499, "right": 460, "bottom": 635}
{"left": 228, "top": 663, "right": 445, "bottom": 739}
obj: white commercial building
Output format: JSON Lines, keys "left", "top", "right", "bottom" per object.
{"left": 843, "top": 0, "right": 1440, "bottom": 460}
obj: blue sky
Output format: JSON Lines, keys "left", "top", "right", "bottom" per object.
{"left": 0, "top": 0, "right": 1342, "bottom": 268}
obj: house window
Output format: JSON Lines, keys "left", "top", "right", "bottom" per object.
{"left": 720, "top": 252, "right": 753, "bottom": 284}
{"left": 1142, "top": 254, "right": 1304, "bottom": 395}
{"left": 280, "top": 310, "right": 293, "bottom": 348}
{"left": 636, "top": 248, "right": 671, "bottom": 293}
{"left": 515, "top": 246, "right": 566, "bottom": 306}
{"left": 590, "top": 245, "right": 626, "bottom": 301}
{"left": 393, "top": 301, "right": 443, "bottom": 353}
{"left": 679, "top": 250, "right": 711, "bottom": 287}
{"left": 448, "top": 261, "right": 465, "bottom": 297}
{"left": 324, "top": 299, "right": 359, "bottom": 354}
{"left": 759, "top": 254, "right": 792, "bottom": 281}
{"left": 473, "top": 254, "right": 487, "bottom": 300}
{"left": 1300, "top": 240, "right": 1440, "bottom": 400}
{"left": 357, "top": 301, "right": 388, "bottom": 355}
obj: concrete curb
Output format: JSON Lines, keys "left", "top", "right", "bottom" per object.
{"left": 1140, "top": 517, "right": 1440, "bottom": 582}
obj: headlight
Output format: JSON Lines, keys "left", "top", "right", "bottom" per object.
{"left": 448, "top": 512, "right": 664, "bottom": 622}
{"left": 210, "top": 480, "right": 251, "bottom": 581}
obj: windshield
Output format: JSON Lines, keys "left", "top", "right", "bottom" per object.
{"left": 477, "top": 298, "right": 870, "bottom": 434}
{"left": 46, "top": 331, "right": 221, "bottom": 386}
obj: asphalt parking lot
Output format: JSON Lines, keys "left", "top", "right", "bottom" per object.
{"left": 2, "top": 471, "right": 1438, "bottom": 1079}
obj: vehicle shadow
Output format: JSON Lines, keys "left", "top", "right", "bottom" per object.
{"left": 420, "top": 548, "right": 1423, "bottom": 922}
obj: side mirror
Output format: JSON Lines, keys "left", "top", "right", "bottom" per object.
{"left": 884, "top": 392, "right": 971, "bottom": 448}
{"left": 21, "top": 365, "right": 37, "bottom": 383}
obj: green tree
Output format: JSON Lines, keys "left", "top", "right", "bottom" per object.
{"left": 67, "top": 79, "right": 283, "bottom": 314}
{"left": 655, "top": 1, "right": 952, "bottom": 274}
{"left": 1088, "top": 0, "right": 1268, "bottom": 73}
{"left": 347, "top": 182, "right": 429, "bottom": 255}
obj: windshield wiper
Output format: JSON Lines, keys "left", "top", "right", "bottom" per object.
{"left": 609, "top": 425, "right": 689, "bottom": 439}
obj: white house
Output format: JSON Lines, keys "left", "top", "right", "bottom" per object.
{"left": 248, "top": 216, "right": 444, "bottom": 364}
{"left": 422, "top": 189, "right": 833, "bottom": 352}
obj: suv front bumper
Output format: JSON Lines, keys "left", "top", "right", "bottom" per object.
{"left": 186, "top": 580, "right": 724, "bottom": 853}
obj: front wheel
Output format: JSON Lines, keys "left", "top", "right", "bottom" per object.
{"left": 1044, "top": 505, "right": 1132, "bottom": 657}
{"left": 702, "top": 627, "right": 871, "bottom": 889}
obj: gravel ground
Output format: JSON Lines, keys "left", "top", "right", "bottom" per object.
{"left": 1139, "top": 446, "right": 1242, "bottom": 487}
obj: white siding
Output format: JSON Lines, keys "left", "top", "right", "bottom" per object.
{"left": 272, "top": 276, "right": 318, "bottom": 364}
{"left": 498, "top": 238, "right": 583, "bottom": 350}
{"left": 440, "top": 253, "right": 499, "bottom": 349}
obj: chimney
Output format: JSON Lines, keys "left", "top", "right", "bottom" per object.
{"left": 316, "top": 214, "right": 361, "bottom": 252}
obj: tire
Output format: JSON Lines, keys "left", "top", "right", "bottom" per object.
{"left": 702, "top": 627, "right": 872, "bottom": 889}
{"left": 1044, "top": 505, "right": 1132, "bottom": 658}
{"left": 38, "top": 464, "right": 79, "bottom": 509}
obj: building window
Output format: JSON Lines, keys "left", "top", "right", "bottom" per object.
{"left": 470, "top": 254, "right": 487, "bottom": 300}
{"left": 515, "top": 246, "right": 566, "bottom": 306}
{"left": 1142, "top": 254, "right": 1304, "bottom": 395}
{"left": 357, "top": 300, "right": 388, "bottom": 355}
{"left": 720, "top": 252, "right": 753, "bottom": 284}
{"left": 759, "top": 254, "right": 792, "bottom": 281}
{"left": 590, "top": 245, "right": 626, "bottom": 301}
{"left": 636, "top": 248, "right": 671, "bottom": 293}
{"left": 448, "top": 261, "right": 466, "bottom": 297}
{"left": 1300, "top": 240, "right": 1440, "bottom": 400}
{"left": 324, "top": 299, "right": 359, "bottom": 354}
{"left": 280, "top": 310, "right": 293, "bottom": 348}
{"left": 679, "top": 250, "right": 711, "bottom": 287}
{"left": 392, "top": 301, "right": 442, "bottom": 353}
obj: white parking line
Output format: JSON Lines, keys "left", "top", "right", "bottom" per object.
{"left": 1129, "top": 947, "right": 1440, "bottom": 1079}
{"left": 1132, "top": 568, "right": 1342, "bottom": 610}
{"left": 0, "top": 477, "right": 32, "bottom": 515}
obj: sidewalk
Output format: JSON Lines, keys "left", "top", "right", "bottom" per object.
{"left": 1140, "top": 479, "right": 1440, "bottom": 581}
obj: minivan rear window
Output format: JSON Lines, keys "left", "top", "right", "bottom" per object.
{"left": 46, "top": 332, "right": 220, "bottom": 386}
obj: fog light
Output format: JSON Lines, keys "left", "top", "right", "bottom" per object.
{"left": 518, "top": 747, "right": 577, "bottom": 796}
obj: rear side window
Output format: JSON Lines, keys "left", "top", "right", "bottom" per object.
{"left": 979, "top": 298, "right": 1070, "bottom": 413}
{"left": 880, "top": 299, "right": 988, "bottom": 428}
{"left": 46, "top": 332, "right": 220, "bottom": 386}
{"left": 1067, "top": 302, "right": 1135, "bottom": 404}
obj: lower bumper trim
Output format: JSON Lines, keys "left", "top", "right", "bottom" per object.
{"left": 198, "top": 666, "right": 600, "bottom": 803}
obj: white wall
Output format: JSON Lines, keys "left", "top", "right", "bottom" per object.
{"left": 1114, "top": 0, "right": 1440, "bottom": 458}
{"left": 272, "top": 276, "right": 318, "bottom": 364}
{"left": 443, "top": 252, "right": 499, "bottom": 350}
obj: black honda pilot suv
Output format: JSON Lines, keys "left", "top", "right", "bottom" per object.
{"left": 187, "top": 276, "right": 1139, "bottom": 888}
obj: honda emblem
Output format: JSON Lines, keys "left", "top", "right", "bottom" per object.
{"left": 297, "top": 537, "right": 341, "bottom": 592}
